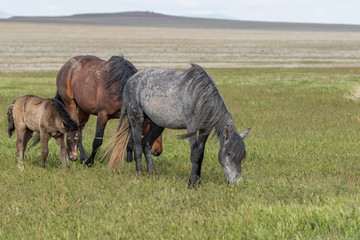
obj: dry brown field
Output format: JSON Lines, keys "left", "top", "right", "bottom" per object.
{"left": 1, "top": 22, "right": 360, "bottom": 72}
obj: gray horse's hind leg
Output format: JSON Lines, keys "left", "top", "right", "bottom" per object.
{"left": 188, "top": 130, "right": 209, "bottom": 188}
{"left": 126, "top": 133, "right": 134, "bottom": 163}
{"left": 141, "top": 121, "right": 164, "bottom": 174}
{"left": 128, "top": 115, "right": 145, "bottom": 173}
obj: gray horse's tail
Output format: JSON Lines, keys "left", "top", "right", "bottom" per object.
{"left": 108, "top": 107, "right": 131, "bottom": 173}
{"left": 7, "top": 101, "right": 16, "bottom": 138}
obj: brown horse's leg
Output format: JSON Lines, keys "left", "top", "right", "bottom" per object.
{"left": 84, "top": 111, "right": 108, "bottom": 166}
{"left": 55, "top": 135, "right": 67, "bottom": 170}
{"left": 16, "top": 128, "right": 27, "bottom": 170}
{"left": 141, "top": 122, "right": 164, "bottom": 174}
{"left": 142, "top": 119, "right": 163, "bottom": 157}
{"left": 40, "top": 131, "right": 50, "bottom": 168}
{"left": 78, "top": 108, "right": 90, "bottom": 163}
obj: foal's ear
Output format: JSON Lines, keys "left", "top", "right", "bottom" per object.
{"left": 223, "top": 125, "right": 230, "bottom": 140}
{"left": 240, "top": 128, "right": 251, "bottom": 139}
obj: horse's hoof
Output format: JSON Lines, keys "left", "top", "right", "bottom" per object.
{"left": 18, "top": 163, "right": 24, "bottom": 171}
{"left": 83, "top": 159, "right": 93, "bottom": 167}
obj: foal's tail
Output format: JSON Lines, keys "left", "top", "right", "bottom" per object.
{"left": 108, "top": 107, "right": 131, "bottom": 173}
{"left": 7, "top": 101, "right": 15, "bottom": 138}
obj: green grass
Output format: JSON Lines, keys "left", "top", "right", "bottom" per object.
{"left": 1, "top": 68, "right": 360, "bottom": 239}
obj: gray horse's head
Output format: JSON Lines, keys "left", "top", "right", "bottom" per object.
{"left": 218, "top": 126, "right": 250, "bottom": 184}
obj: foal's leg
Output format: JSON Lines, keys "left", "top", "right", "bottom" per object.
{"left": 40, "top": 131, "right": 50, "bottom": 168}
{"left": 188, "top": 130, "right": 209, "bottom": 188}
{"left": 22, "top": 128, "right": 33, "bottom": 155}
{"left": 141, "top": 122, "right": 164, "bottom": 174}
{"left": 55, "top": 135, "right": 68, "bottom": 170}
{"left": 84, "top": 111, "right": 109, "bottom": 166}
{"left": 16, "top": 128, "right": 27, "bottom": 170}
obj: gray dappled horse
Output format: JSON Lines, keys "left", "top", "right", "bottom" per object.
{"left": 108, "top": 64, "right": 250, "bottom": 187}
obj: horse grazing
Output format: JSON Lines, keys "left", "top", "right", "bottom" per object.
{"left": 56, "top": 55, "right": 163, "bottom": 166}
{"left": 108, "top": 64, "right": 250, "bottom": 187}
{"left": 7, "top": 95, "right": 80, "bottom": 170}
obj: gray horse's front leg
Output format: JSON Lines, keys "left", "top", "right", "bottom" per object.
{"left": 131, "top": 122, "right": 144, "bottom": 173}
{"left": 188, "top": 131, "right": 209, "bottom": 188}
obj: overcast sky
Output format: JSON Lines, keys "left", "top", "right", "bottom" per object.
{"left": 1, "top": 0, "right": 359, "bottom": 25}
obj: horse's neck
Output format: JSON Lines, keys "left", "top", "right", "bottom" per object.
{"left": 215, "top": 114, "right": 236, "bottom": 142}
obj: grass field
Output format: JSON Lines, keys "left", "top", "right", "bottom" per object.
{"left": 1, "top": 68, "right": 360, "bottom": 239}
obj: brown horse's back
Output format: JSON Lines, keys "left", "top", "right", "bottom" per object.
{"left": 56, "top": 55, "right": 120, "bottom": 117}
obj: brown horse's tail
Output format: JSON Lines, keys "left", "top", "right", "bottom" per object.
{"left": 108, "top": 107, "right": 131, "bottom": 173}
{"left": 7, "top": 101, "right": 16, "bottom": 138}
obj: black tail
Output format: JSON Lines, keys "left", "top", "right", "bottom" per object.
{"left": 7, "top": 101, "right": 15, "bottom": 138}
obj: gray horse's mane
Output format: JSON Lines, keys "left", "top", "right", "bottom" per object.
{"left": 180, "top": 64, "right": 231, "bottom": 139}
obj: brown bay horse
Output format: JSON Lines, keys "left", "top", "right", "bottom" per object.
{"left": 56, "top": 55, "right": 163, "bottom": 166}
{"left": 7, "top": 95, "right": 80, "bottom": 170}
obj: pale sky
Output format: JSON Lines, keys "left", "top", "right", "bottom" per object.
{"left": 0, "top": 0, "right": 359, "bottom": 25}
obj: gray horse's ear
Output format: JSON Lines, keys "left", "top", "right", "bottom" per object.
{"left": 240, "top": 128, "right": 250, "bottom": 139}
{"left": 223, "top": 125, "right": 230, "bottom": 140}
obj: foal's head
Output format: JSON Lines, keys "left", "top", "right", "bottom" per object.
{"left": 66, "top": 130, "right": 80, "bottom": 161}
{"left": 53, "top": 99, "right": 80, "bottom": 161}
{"left": 218, "top": 126, "right": 250, "bottom": 184}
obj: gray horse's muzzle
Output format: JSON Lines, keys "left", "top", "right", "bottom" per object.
{"left": 222, "top": 164, "right": 242, "bottom": 184}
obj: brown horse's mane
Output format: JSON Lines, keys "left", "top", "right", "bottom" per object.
{"left": 105, "top": 56, "right": 138, "bottom": 97}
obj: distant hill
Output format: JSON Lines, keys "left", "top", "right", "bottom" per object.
{"left": 2, "top": 11, "right": 360, "bottom": 32}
